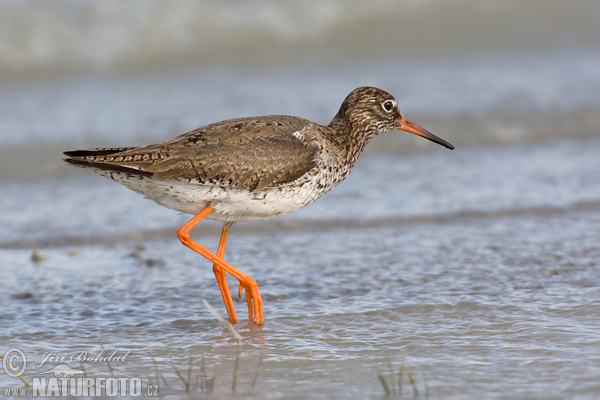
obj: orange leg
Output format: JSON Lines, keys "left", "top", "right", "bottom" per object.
{"left": 177, "top": 206, "right": 263, "bottom": 325}
{"left": 213, "top": 225, "right": 238, "bottom": 324}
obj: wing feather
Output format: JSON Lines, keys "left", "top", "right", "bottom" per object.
{"left": 64, "top": 116, "right": 320, "bottom": 191}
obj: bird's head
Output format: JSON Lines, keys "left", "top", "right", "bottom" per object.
{"left": 332, "top": 86, "right": 454, "bottom": 150}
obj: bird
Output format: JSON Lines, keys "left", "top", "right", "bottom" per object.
{"left": 64, "top": 86, "right": 454, "bottom": 326}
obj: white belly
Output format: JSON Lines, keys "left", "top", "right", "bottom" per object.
{"left": 96, "top": 170, "right": 325, "bottom": 222}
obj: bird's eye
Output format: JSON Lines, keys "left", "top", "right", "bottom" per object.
{"left": 382, "top": 100, "right": 395, "bottom": 113}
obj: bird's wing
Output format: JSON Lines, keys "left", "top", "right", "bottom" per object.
{"left": 64, "top": 116, "right": 320, "bottom": 191}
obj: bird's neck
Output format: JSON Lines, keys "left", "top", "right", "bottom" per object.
{"left": 327, "top": 117, "right": 372, "bottom": 166}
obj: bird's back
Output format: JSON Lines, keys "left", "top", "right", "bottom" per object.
{"left": 65, "top": 115, "right": 324, "bottom": 191}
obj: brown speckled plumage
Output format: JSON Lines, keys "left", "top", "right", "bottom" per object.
{"left": 67, "top": 116, "right": 318, "bottom": 191}
{"left": 63, "top": 86, "right": 454, "bottom": 325}
{"left": 65, "top": 87, "right": 452, "bottom": 208}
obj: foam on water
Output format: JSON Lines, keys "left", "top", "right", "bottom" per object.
{"left": 2, "top": 0, "right": 599, "bottom": 75}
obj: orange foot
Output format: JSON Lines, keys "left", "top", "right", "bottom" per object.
{"left": 177, "top": 206, "right": 264, "bottom": 325}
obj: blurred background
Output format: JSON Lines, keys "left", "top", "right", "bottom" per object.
{"left": 2, "top": 0, "right": 600, "bottom": 264}
{"left": 2, "top": 2, "right": 600, "bottom": 398}
{"left": 1, "top": 0, "right": 599, "bottom": 181}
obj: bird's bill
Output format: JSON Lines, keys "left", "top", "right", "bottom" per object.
{"left": 397, "top": 117, "right": 454, "bottom": 150}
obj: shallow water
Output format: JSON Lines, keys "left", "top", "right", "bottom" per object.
{"left": 2, "top": 141, "right": 600, "bottom": 399}
{"left": 2, "top": 1, "right": 600, "bottom": 398}
{"left": 2, "top": 210, "right": 600, "bottom": 399}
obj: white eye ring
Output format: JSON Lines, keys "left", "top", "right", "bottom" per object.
{"left": 382, "top": 100, "right": 396, "bottom": 113}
